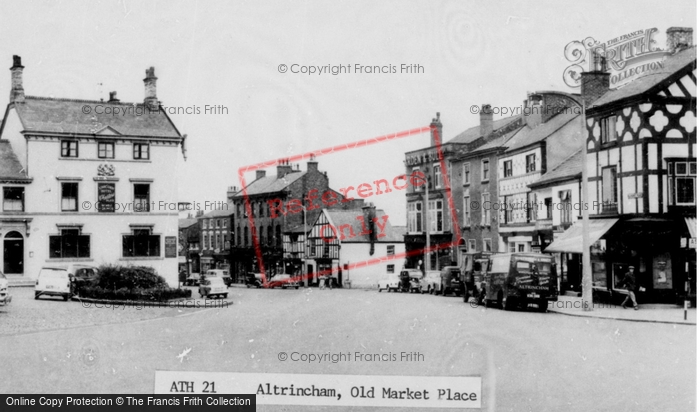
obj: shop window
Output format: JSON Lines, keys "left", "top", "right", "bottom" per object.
{"left": 122, "top": 228, "right": 160, "bottom": 257}
{"left": 133, "top": 143, "right": 150, "bottom": 160}
{"left": 98, "top": 142, "right": 114, "bottom": 159}
{"left": 50, "top": 228, "right": 90, "bottom": 258}
{"left": 61, "top": 140, "right": 78, "bottom": 158}
{"left": 3, "top": 187, "right": 24, "bottom": 211}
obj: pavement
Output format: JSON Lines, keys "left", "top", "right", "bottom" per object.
{"left": 547, "top": 295, "right": 696, "bottom": 325}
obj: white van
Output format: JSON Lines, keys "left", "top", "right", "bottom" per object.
{"left": 35, "top": 267, "right": 74, "bottom": 301}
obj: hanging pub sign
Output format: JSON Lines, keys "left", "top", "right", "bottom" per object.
{"left": 563, "top": 27, "right": 671, "bottom": 89}
{"left": 97, "top": 183, "right": 115, "bottom": 212}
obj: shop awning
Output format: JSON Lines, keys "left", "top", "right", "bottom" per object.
{"left": 544, "top": 218, "right": 619, "bottom": 254}
{"left": 685, "top": 217, "right": 697, "bottom": 238}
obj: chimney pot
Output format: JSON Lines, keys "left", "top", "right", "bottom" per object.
{"left": 256, "top": 170, "right": 266, "bottom": 180}
{"left": 108, "top": 91, "right": 120, "bottom": 103}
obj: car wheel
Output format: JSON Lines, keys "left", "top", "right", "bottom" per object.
{"left": 223, "top": 294, "right": 228, "bottom": 299}
{"left": 537, "top": 299, "right": 548, "bottom": 312}
{"left": 295, "top": 286, "right": 299, "bottom": 289}
{"left": 34, "top": 292, "right": 40, "bottom": 300}
{"left": 63, "top": 294, "right": 70, "bottom": 301}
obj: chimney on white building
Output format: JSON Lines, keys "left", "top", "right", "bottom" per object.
{"left": 9, "top": 55, "right": 25, "bottom": 103}
{"left": 143, "top": 67, "right": 158, "bottom": 108}
{"left": 480, "top": 104, "right": 493, "bottom": 136}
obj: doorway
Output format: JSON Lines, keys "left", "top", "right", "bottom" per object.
{"left": 3, "top": 231, "right": 24, "bottom": 274}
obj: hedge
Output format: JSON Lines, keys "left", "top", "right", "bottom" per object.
{"left": 75, "top": 264, "right": 191, "bottom": 301}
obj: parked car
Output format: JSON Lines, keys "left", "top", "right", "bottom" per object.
{"left": 70, "top": 265, "right": 98, "bottom": 295}
{"left": 185, "top": 272, "right": 200, "bottom": 286}
{"left": 378, "top": 272, "right": 401, "bottom": 292}
{"left": 203, "top": 269, "right": 232, "bottom": 287}
{"left": 483, "top": 252, "right": 558, "bottom": 312}
{"left": 0, "top": 271, "right": 12, "bottom": 306}
{"left": 245, "top": 272, "right": 263, "bottom": 288}
{"left": 399, "top": 269, "right": 422, "bottom": 293}
{"left": 267, "top": 274, "right": 300, "bottom": 289}
{"left": 419, "top": 270, "right": 442, "bottom": 294}
{"left": 438, "top": 266, "right": 464, "bottom": 296}
{"left": 198, "top": 276, "right": 228, "bottom": 299}
{"left": 35, "top": 266, "right": 74, "bottom": 301}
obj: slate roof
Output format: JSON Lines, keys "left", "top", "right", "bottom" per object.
{"left": 12, "top": 96, "right": 181, "bottom": 138}
{"left": 445, "top": 115, "right": 520, "bottom": 145}
{"left": 178, "top": 218, "right": 198, "bottom": 229}
{"left": 0, "top": 140, "right": 29, "bottom": 181}
{"left": 529, "top": 149, "right": 582, "bottom": 188}
{"left": 325, "top": 209, "right": 404, "bottom": 243}
{"left": 234, "top": 171, "right": 306, "bottom": 197}
{"left": 590, "top": 46, "right": 697, "bottom": 108}
{"left": 199, "top": 201, "right": 235, "bottom": 218}
{"left": 504, "top": 112, "right": 580, "bottom": 153}
{"left": 465, "top": 126, "right": 524, "bottom": 154}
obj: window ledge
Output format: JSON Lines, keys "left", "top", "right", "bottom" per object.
{"left": 119, "top": 257, "right": 164, "bottom": 261}
{"left": 45, "top": 258, "right": 94, "bottom": 262}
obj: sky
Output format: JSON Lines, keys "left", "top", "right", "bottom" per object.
{"left": 0, "top": 0, "right": 696, "bottom": 226}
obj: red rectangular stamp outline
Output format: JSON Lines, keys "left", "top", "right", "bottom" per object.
{"left": 237, "top": 125, "right": 461, "bottom": 286}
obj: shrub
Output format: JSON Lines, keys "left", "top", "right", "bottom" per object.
{"left": 75, "top": 264, "right": 191, "bottom": 301}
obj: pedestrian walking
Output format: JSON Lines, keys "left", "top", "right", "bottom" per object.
{"left": 617, "top": 265, "right": 639, "bottom": 310}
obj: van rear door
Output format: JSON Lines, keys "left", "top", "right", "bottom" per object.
{"left": 511, "top": 258, "right": 556, "bottom": 299}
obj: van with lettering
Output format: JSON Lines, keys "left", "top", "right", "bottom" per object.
{"left": 483, "top": 253, "right": 557, "bottom": 312}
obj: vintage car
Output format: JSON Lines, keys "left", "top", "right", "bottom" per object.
{"left": 267, "top": 274, "right": 301, "bottom": 289}
{"left": 0, "top": 271, "right": 12, "bottom": 306}
{"left": 203, "top": 269, "right": 232, "bottom": 287}
{"left": 246, "top": 272, "right": 264, "bottom": 288}
{"left": 378, "top": 272, "right": 401, "bottom": 292}
{"left": 398, "top": 269, "right": 422, "bottom": 293}
{"left": 185, "top": 272, "right": 201, "bottom": 286}
{"left": 438, "top": 266, "right": 464, "bottom": 296}
{"left": 198, "top": 276, "right": 228, "bottom": 299}
{"left": 35, "top": 266, "right": 74, "bottom": 301}
{"left": 419, "top": 270, "right": 442, "bottom": 294}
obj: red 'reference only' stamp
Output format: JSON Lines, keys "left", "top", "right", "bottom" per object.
{"left": 237, "top": 124, "right": 461, "bottom": 287}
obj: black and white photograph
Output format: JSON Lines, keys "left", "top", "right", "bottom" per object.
{"left": 0, "top": 1, "right": 697, "bottom": 410}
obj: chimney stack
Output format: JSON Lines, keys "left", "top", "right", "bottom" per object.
{"left": 277, "top": 159, "right": 293, "bottom": 179}
{"left": 307, "top": 160, "right": 318, "bottom": 173}
{"left": 9, "top": 55, "right": 25, "bottom": 103}
{"left": 256, "top": 170, "right": 266, "bottom": 180}
{"left": 108, "top": 91, "right": 120, "bottom": 103}
{"left": 580, "top": 62, "right": 611, "bottom": 107}
{"left": 143, "top": 67, "right": 158, "bottom": 108}
{"left": 480, "top": 104, "right": 493, "bottom": 137}
{"left": 362, "top": 203, "right": 377, "bottom": 255}
{"left": 227, "top": 186, "right": 238, "bottom": 200}
{"left": 429, "top": 112, "right": 443, "bottom": 146}
{"left": 667, "top": 27, "right": 694, "bottom": 54}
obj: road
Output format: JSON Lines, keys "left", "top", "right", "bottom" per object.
{"left": 0, "top": 286, "right": 695, "bottom": 411}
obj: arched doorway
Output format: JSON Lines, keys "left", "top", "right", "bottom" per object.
{"left": 4, "top": 231, "right": 24, "bottom": 274}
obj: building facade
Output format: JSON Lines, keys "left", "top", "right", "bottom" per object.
{"left": 197, "top": 204, "right": 234, "bottom": 274}
{"left": 547, "top": 30, "right": 696, "bottom": 303}
{"left": 0, "top": 56, "right": 185, "bottom": 286}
